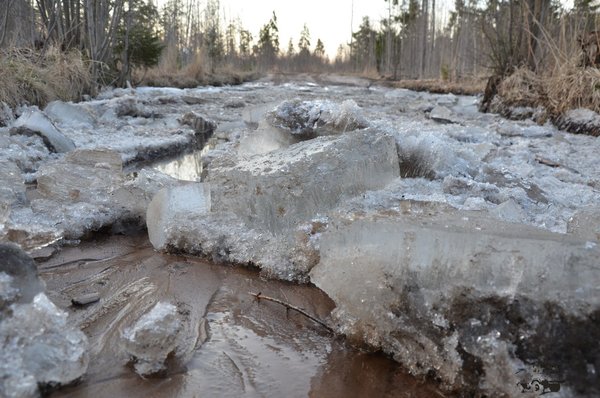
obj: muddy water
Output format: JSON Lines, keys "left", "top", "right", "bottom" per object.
{"left": 38, "top": 234, "right": 441, "bottom": 397}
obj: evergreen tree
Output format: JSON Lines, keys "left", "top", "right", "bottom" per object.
{"left": 204, "top": 0, "right": 224, "bottom": 72}
{"left": 258, "top": 11, "right": 279, "bottom": 68}
{"left": 314, "top": 38, "right": 326, "bottom": 59}
{"left": 115, "top": 0, "right": 163, "bottom": 85}
{"left": 287, "top": 38, "right": 295, "bottom": 57}
{"left": 298, "top": 24, "right": 311, "bottom": 55}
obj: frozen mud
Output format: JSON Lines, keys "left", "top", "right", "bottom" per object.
{"left": 0, "top": 244, "right": 88, "bottom": 397}
{"left": 1, "top": 75, "right": 599, "bottom": 395}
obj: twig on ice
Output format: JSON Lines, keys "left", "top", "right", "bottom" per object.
{"left": 249, "top": 291, "right": 334, "bottom": 333}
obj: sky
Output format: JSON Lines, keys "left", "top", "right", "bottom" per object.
{"left": 218, "top": 0, "right": 411, "bottom": 59}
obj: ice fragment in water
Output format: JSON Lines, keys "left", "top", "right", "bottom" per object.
{"left": 311, "top": 203, "right": 600, "bottom": 395}
{"left": 1, "top": 293, "right": 89, "bottom": 397}
{"left": 146, "top": 184, "right": 211, "bottom": 250}
{"left": 0, "top": 243, "right": 44, "bottom": 305}
{"left": 122, "top": 301, "right": 182, "bottom": 376}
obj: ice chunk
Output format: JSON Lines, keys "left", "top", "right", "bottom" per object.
{"left": 266, "top": 99, "right": 368, "bottom": 139}
{"left": 0, "top": 160, "right": 26, "bottom": 206}
{"left": 10, "top": 108, "right": 76, "bottom": 153}
{"left": 146, "top": 184, "right": 211, "bottom": 250}
{"left": 396, "top": 133, "right": 476, "bottom": 180}
{"left": 65, "top": 148, "right": 123, "bottom": 172}
{"left": 310, "top": 203, "right": 600, "bottom": 394}
{"left": 122, "top": 301, "right": 182, "bottom": 376}
{"left": 1, "top": 219, "right": 63, "bottom": 252}
{"left": 0, "top": 273, "right": 19, "bottom": 310}
{"left": 429, "top": 105, "right": 456, "bottom": 124}
{"left": 152, "top": 130, "right": 399, "bottom": 281}
{"left": 237, "top": 122, "right": 299, "bottom": 157}
{"left": 489, "top": 198, "right": 527, "bottom": 223}
{"left": 209, "top": 130, "right": 399, "bottom": 234}
{"left": 44, "top": 101, "right": 95, "bottom": 127}
{"left": 0, "top": 243, "right": 44, "bottom": 305}
{"left": 558, "top": 107, "right": 600, "bottom": 135}
{"left": 436, "top": 93, "right": 458, "bottom": 106}
{"left": 36, "top": 150, "right": 124, "bottom": 202}
{"left": 0, "top": 293, "right": 89, "bottom": 396}
{"left": 568, "top": 206, "right": 600, "bottom": 241}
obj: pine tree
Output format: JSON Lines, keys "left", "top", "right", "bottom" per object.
{"left": 314, "top": 38, "right": 325, "bottom": 59}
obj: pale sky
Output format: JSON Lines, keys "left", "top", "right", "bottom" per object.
{"left": 219, "top": 0, "right": 410, "bottom": 59}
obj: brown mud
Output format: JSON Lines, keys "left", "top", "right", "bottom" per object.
{"left": 38, "top": 233, "right": 444, "bottom": 397}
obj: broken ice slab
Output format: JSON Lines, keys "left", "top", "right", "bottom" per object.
{"left": 65, "top": 148, "right": 123, "bottom": 172}
{"left": 429, "top": 105, "right": 457, "bottom": 124}
{"left": 0, "top": 160, "right": 26, "bottom": 206}
{"left": 310, "top": 201, "right": 600, "bottom": 395}
{"left": 44, "top": 101, "right": 95, "bottom": 127}
{"left": 121, "top": 301, "right": 182, "bottom": 376}
{"left": 209, "top": 129, "right": 400, "bottom": 234}
{"left": 0, "top": 243, "right": 44, "bottom": 306}
{"left": 568, "top": 206, "right": 600, "bottom": 242}
{"left": 0, "top": 293, "right": 89, "bottom": 395}
{"left": 266, "top": 99, "right": 368, "bottom": 139}
{"left": 146, "top": 183, "right": 211, "bottom": 250}
{"left": 237, "top": 122, "right": 299, "bottom": 157}
{"left": 10, "top": 108, "right": 76, "bottom": 153}
{"left": 36, "top": 149, "right": 125, "bottom": 202}
{"left": 1, "top": 222, "right": 63, "bottom": 252}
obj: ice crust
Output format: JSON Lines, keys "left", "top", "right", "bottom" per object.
{"left": 122, "top": 301, "right": 182, "bottom": 376}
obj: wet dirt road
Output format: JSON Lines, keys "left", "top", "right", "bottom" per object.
{"left": 37, "top": 234, "right": 443, "bottom": 397}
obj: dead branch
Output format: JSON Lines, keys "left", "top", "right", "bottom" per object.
{"left": 535, "top": 155, "right": 560, "bottom": 168}
{"left": 249, "top": 291, "right": 334, "bottom": 333}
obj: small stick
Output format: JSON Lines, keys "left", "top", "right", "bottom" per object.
{"left": 535, "top": 155, "right": 560, "bottom": 168}
{"left": 249, "top": 292, "right": 334, "bottom": 333}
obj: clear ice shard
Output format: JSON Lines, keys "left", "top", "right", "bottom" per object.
{"left": 122, "top": 301, "right": 182, "bottom": 376}
{"left": 1, "top": 244, "right": 88, "bottom": 397}
{"left": 209, "top": 129, "right": 399, "bottom": 234}
{"left": 310, "top": 201, "right": 600, "bottom": 395}
{"left": 0, "top": 293, "right": 89, "bottom": 397}
{"left": 10, "top": 108, "right": 76, "bottom": 153}
{"left": 146, "top": 183, "right": 211, "bottom": 250}
{"left": 44, "top": 101, "right": 95, "bottom": 127}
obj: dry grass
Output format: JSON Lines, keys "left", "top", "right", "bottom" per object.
{"left": 495, "top": 63, "right": 600, "bottom": 117}
{"left": 138, "top": 52, "right": 257, "bottom": 89}
{"left": 544, "top": 62, "right": 600, "bottom": 115}
{"left": 390, "top": 78, "right": 486, "bottom": 96}
{"left": 0, "top": 47, "right": 91, "bottom": 108}
{"left": 497, "top": 67, "right": 544, "bottom": 108}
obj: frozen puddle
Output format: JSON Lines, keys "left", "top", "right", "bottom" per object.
{"left": 1, "top": 74, "right": 599, "bottom": 396}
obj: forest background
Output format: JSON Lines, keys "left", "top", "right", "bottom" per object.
{"left": 1, "top": 0, "right": 599, "bottom": 122}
